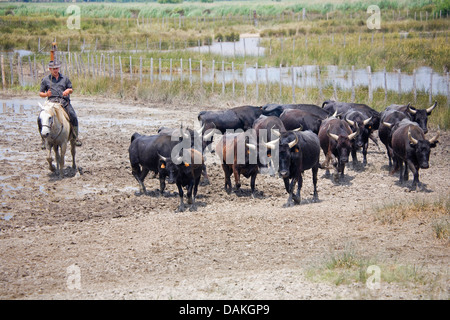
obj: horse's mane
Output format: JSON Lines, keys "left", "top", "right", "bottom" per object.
{"left": 42, "top": 101, "right": 70, "bottom": 125}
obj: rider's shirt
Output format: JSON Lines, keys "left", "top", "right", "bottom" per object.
{"left": 40, "top": 72, "right": 72, "bottom": 107}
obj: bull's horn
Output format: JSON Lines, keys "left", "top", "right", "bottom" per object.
{"left": 428, "top": 132, "right": 440, "bottom": 144}
{"left": 383, "top": 121, "right": 393, "bottom": 128}
{"left": 176, "top": 155, "right": 184, "bottom": 164}
{"left": 331, "top": 109, "right": 338, "bottom": 118}
{"left": 38, "top": 102, "right": 44, "bottom": 109}
{"left": 408, "top": 129, "right": 419, "bottom": 145}
{"left": 363, "top": 116, "right": 372, "bottom": 126}
{"left": 196, "top": 124, "right": 204, "bottom": 136}
{"left": 246, "top": 143, "right": 257, "bottom": 151}
{"left": 271, "top": 128, "right": 281, "bottom": 137}
{"left": 327, "top": 126, "right": 339, "bottom": 141}
{"left": 292, "top": 125, "right": 303, "bottom": 132}
{"left": 348, "top": 123, "right": 359, "bottom": 141}
{"left": 158, "top": 153, "right": 169, "bottom": 162}
{"left": 288, "top": 135, "right": 298, "bottom": 149}
{"left": 345, "top": 117, "right": 355, "bottom": 127}
{"left": 264, "top": 138, "right": 279, "bottom": 150}
{"left": 203, "top": 128, "right": 215, "bottom": 141}
{"left": 327, "top": 131, "right": 339, "bottom": 141}
{"left": 426, "top": 101, "right": 437, "bottom": 114}
{"left": 348, "top": 130, "right": 358, "bottom": 141}
{"left": 407, "top": 105, "right": 417, "bottom": 115}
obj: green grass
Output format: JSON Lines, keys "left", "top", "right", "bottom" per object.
{"left": 305, "top": 243, "right": 444, "bottom": 293}
{"left": 373, "top": 197, "right": 450, "bottom": 225}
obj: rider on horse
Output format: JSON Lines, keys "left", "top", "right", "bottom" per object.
{"left": 38, "top": 59, "right": 82, "bottom": 147}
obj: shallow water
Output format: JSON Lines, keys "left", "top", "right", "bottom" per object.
{"left": 188, "top": 37, "right": 265, "bottom": 57}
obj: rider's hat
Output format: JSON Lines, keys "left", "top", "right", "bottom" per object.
{"left": 48, "top": 60, "right": 61, "bottom": 69}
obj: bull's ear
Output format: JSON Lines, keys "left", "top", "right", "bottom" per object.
{"left": 292, "top": 147, "right": 300, "bottom": 153}
{"left": 430, "top": 141, "right": 439, "bottom": 148}
{"left": 160, "top": 162, "right": 166, "bottom": 169}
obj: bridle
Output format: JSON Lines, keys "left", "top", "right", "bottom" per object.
{"left": 40, "top": 109, "right": 64, "bottom": 140}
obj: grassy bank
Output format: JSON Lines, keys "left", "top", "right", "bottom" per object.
{"left": 0, "top": 1, "right": 444, "bottom": 18}
{"left": 1, "top": 1, "right": 449, "bottom": 73}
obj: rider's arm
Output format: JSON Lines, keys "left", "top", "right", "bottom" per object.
{"left": 39, "top": 91, "right": 51, "bottom": 98}
{"left": 63, "top": 88, "right": 73, "bottom": 96}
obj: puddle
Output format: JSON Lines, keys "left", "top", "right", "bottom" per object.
{"left": 1, "top": 213, "right": 14, "bottom": 221}
{"left": 157, "top": 64, "right": 447, "bottom": 95}
{"left": 0, "top": 183, "right": 24, "bottom": 194}
{"left": 188, "top": 36, "right": 265, "bottom": 57}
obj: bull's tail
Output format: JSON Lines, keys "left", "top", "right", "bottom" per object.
{"left": 131, "top": 132, "right": 141, "bottom": 143}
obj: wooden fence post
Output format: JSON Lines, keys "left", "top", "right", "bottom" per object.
{"left": 317, "top": 66, "right": 323, "bottom": 100}
{"left": 255, "top": 62, "right": 259, "bottom": 101}
{"left": 189, "top": 58, "right": 192, "bottom": 86}
{"left": 200, "top": 60, "right": 203, "bottom": 87}
{"left": 112, "top": 56, "right": 115, "bottom": 80}
{"left": 446, "top": 72, "right": 449, "bottom": 107}
{"left": 169, "top": 58, "right": 172, "bottom": 83}
{"left": 367, "top": 66, "right": 372, "bottom": 103}
{"left": 140, "top": 56, "right": 143, "bottom": 84}
{"left": 1, "top": 55, "right": 6, "bottom": 88}
{"left": 211, "top": 60, "right": 215, "bottom": 92}
{"left": 232, "top": 61, "right": 235, "bottom": 96}
{"left": 19, "top": 55, "right": 23, "bottom": 86}
{"left": 333, "top": 66, "right": 338, "bottom": 101}
{"left": 9, "top": 55, "right": 13, "bottom": 85}
{"left": 291, "top": 65, "right": 295, "bottom": 103}
{"left": 150, "top": 58, "right": 153, "bottom": 83}
{"left": 222, "top": 60, "right": 225, "bottom": 95}
{"left": 119, "top": 55, "right": 123, "bottom": 83}
{"left": 180, "top": 58, "right": 183, "bottom": 82}
{"left": 351, "top": 66, "right": 355, "bottom": 102}
{"left": 129, "top": 56, "right": 132, "bottom": 80}
{"left": 244, "top": 61, "right": 247, "bottom": 100}
{"left": 384, "top": 67, "right": 388, "bottom": 103}
{"left": 429, "top": 70, "right": 433, "bottom": 104}
{"left": 279, "top": 64, "right": 282, "bottom": 100}
{"left": 265, "top": 64, "right": 269, "bottom": 97}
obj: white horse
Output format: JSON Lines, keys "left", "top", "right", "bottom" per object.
{"left": 38, "top": 100, "right": 76, "bottom": 177}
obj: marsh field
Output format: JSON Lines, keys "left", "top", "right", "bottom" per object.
{"left": 0, "top": 0, "right": 449, "bottom": 300}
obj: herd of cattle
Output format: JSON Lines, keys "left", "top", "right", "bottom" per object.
{"left": 128, "top": 100, "right": 440, "bottom": 211}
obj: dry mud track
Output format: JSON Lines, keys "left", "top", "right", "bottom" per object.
{"left": 0, "top": 93, "right": 448, "bottom": 299}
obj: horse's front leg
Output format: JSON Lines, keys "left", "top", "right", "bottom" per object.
{"left": 47, "top": 144, "right": 55, "bottom": 172}
{"left": 58, "top": 142, "right": 67, "bottom": 177}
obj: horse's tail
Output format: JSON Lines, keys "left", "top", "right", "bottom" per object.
{"left": 131, "top": 132, "right": 141, "bottom": 143}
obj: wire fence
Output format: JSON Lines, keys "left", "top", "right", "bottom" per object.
{"left": 2, "top": 50, "right": 449, "bottom": 108}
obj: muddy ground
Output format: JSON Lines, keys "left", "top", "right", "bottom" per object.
{"left": 0, "top": 93, "right": 448, "bottom": 300}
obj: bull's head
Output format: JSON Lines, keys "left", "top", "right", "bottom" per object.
{"left": 407, "top": 101, "right": 437, "bottom": 134}
{"left": 327, "top": 124, "right": 358, "bottom": 168}
{"left": 408, "top": 129, "right": 439, "bottom": 169}
{"left": 265, "top": 132, "right": 299, "bottom": 179}
{"left": 158, "top": 153, "right": 180, "bottom": 184}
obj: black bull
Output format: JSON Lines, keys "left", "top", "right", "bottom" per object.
{"left": 264, "top": 130, "right": 321, "bottom": 207}
{"left": 318, "top": 118, "right": 359, "bottom": 179}
{"left": 128, "top": 133, "right": 177, "bottom": 196}
{"left": 390, "top": 120, "right": 439, "bottom": 188}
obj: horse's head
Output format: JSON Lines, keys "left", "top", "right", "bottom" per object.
{"left": 39, "top": 102, "right": 56, "bottom": 138}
